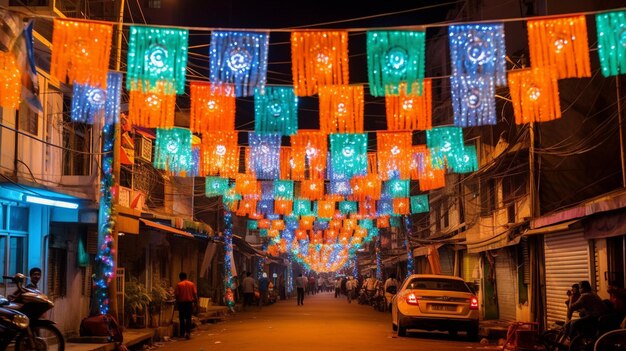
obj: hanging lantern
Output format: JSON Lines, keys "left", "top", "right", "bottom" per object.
{"left": 328, "top": 180, "right": 352, "bottom": 196}
{"left": 274, "top": 200, "right": 293, "bottom": 216}
{"left": 72, "top": 71, "right": 122, "bottom": 125}
{"left": 596, "top": 11, "right": 626, "bottom": 77}
{"left": 393, "top": 198, "right": 410, "bottom": 215}
{"left": 508, "top": 67, "right": 561, "bottom": 124}
{"left": 329, "top": 133, "right": 368, "bottom": 181}
{"left": 153, "top": 127, "right": 193, "bottom": 176}
{"left": 383, "top": 179, "right": 410, "bottom": 198}
{"left": 410, "top": 145, "right": 427, "bottom": 180}
{"left": 290, "top": 130, "right": 328, "bottom": 180}
{"left": 209, "top": 31, "right": 269, "bottom": 97}
{"left": 450, "top": 75, "right": 496, "bottom": 127}
{"left": 51, "top": 19, "right": 112, "bottom": 86}
{"left": 426, "top": 126, "right": 465, "bottom": 165}
{"left": 249, "top": 132, "right": 281, "bottom": 180}
{"left": 255, "top": 86, "right": 298, "bottom": 135}
{"left": 377, "top": 131, "right": 412, "bottom": 180}
{"left": 319, "top": 85, "right": 364, "bottom": 133}
{"left": 339, "top": 201, "right": 358, "bottom": 215}
{"left": 450, "top": 145, "right": 479, "bottom": 174}
{"left": 0, "top": 52, "right": 20, "bottom": 110}
{"left": 448, "top": 23, "right": 507, "bottom": 85}
{"left": 317, "top": 200, "right": 336, "bottom": 219}
{"left": 190, "top": 82, "right": 236, "bottom": 133}
{"left": 205, "top": 176, "right": 229, "bottom": 197}
{"left": 366, "top": 30, "right": 426, "bottom": 97}
{"left": 293, "top": 199, "right": 313, "bottom": 216}
{"left": 301, "top": 179, "right": 325, "bottom": 200}
{"left": 126, "top": 26, "right": 188, "bottom": 93}
{"left": 274, "top": 180, "right": 294, "bottom": 200}
{"left": 291, "top": 31, "right": 349, "bottom": 96}
{"left": 200, "top": 131, "right": 239, "bottom": 177}
{"left": 385, "top": 79, "right": 432, "bottom": 131}
{"left": 411, "top": 194, "right": 430, "bottom": 214}
{"left": 527, "top": 15, "right": 591, "bottom": 79}
{"left": 280, "top": 147, "right": 292, "bottom": 180}
{"left": 129, "top": 81, "right": 176, "bottom": 128}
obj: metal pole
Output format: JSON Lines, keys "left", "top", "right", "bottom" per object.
{"left": 616, "top": 77, "right": 626, "bottom": 188}
{"left": 115, "top": 0, "right": 125, "bottom": 72}
{"left": 529, "top": 121, "right": 538, "bottom": 218}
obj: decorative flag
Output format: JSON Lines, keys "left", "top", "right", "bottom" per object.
{"left": 450, "top": 75, "right": 496, "bottom": 127}
{"left": 301, "top": 179, "right": 324, "bottom": 200}
{"left": 0, "top": 51, "right": 21, "bottom": 109}
{"left": 527, "top": 15, "right": 591, "bottom": 79}
{"left": 51, "top": 19, "right": 112, "bottom": 87}
{"left": 377, "top": 131, "right": 413, "bottom": 180}
{"left": 319, "top": 85, "right": 364, "bottom": 133}
{"left": 200, "top": 131, "right": 239, "bottom": 177}
{"left": 339, "top": 201, "right": 357, "bottom": 215}
{"left": 366, "top": 30, "right": 426, "bottom": 96}
{"left": 351, "top": 174, "right": 382, "bottom": 201}
{"left": 377, "top": 199, "right": 394, "bottom": 216}
{"left": 596, "top": 11, "right": 626, "bottom": 77}
{"left": 426, "top": 127, "right": 465, "bottom": 164}
{"left": 393, "top": 198, "right": 410, "bottom": 215}
{"left": 126, "top": 26, "right": 188, "bottom": 93}
{"left": 385, "top": 79, "right": 432, "bottom": 131}
{"left": 274, "top": 200, "right": 293, "bottom": 216}
{"left": 247, "top": 220, "right": 258, "bottom": 230}
{"left": 508, "top": 67, "right": 561, "bottom": 124}
{"left": 261, "top": 181, "right": 275, "bottom": 200}
{"left": 255, "top": 87, "right": 298, "bottom": 135}
{"left": 274, "top": 180, "right": 294, "bottom": 200}
{"left": 209, "top": 31, "right": 269, "bottom": 97}
{"left": 329, "top": 133, "right": 368, "bottom": 181}
{"left": 72, "top": 71, "right": 122, "bottom": 125}
{"left": 128, "top": 81, "right": 176, "bottom": 128}
{"left": 410, "top": 195, "right": 430, "bottom": 214}
{"left": 153, "top": 127, "right": 193, "bottom": 176}
{"left": 316, "top": 200, "right": 336, "bottom": 219}
{"left": 290, "top": 130, "right": 328, "bottom": 180}
{"left": 448, "top": 23, "right": 507, "bottom": 86}
{"left": 280, "top": 147, "right": 292, "bottom": 180}
{"left": 235, "top": 173, "right": 258, "bottom": 196}
{"left": 293, "top": 199, "right": 312, "bottom": 216}
{"left": 450, "top": 145, "right": 478, "bottom": 174}
{"left": 205, "top": 177, "right": 229, "bottom": 197}
{"left": 328, "top": 180, "right": 352, "bottom": 196}
{"left": 190, "top": 82, "right": 236, "bottom": 133}
{"left": 359, "top": 219, "right": 374, "bottom": 229}
{"left": 249, "top": 132, "right": 281, "bottom": 180}
{"left": 291, "top": 31, "right": 349, "bottom": 96}
{"left": 359, "top": 198, "right": 377, "bottom": 218}
{"left": 383, "top": 179, "right": 410, "bottom": 198}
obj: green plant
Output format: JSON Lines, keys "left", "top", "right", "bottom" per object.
{"left": 149, "top": 278, "right": 174, "bottom": 312}
{"left": 124, "top": 277, "right": 152, "bottom": 322}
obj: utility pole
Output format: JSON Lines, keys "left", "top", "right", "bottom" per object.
{"left": 617, "top": 76, "right": 626, "bottom": 187}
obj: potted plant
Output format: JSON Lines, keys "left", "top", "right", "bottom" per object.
{"left": 149, "top": 278, "right": 175, "bottom": 327}
{"left": 124, "top": 277, "right": 152, "bottom": 328}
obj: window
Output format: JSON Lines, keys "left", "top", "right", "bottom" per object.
{"left": 48, "top": 247, "right": 67, "bottom": 299}
{"left": 480, "top": 179, "right": 497, "bottom": 216}
{"left": 148, "top": 0, "right": 160, "bottom": 8}
{"left": 0, "top": 204, "right": 28, "bottom": 280}
{"left": 62, "top": 96, "right": 92, "bottom": 176}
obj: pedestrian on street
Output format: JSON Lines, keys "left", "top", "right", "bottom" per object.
{"left": 346, "top": 276, "right": 356, "bottom": 303}
{"left": 296, "top": 273, "right": 307, "bottom": 305}
{"left": 258, "top": 272, "right": 270, "bottom": 307}
{"left": 174, "top": 272, "right": 197, "bottom": 340}
{"left": 242, "top": 272, "right": 256, "bottom": 310}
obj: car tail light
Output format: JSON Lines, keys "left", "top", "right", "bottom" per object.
{"left": 470, "top": 296, "right": 479, "bottom": 310}
{"left": 405, "top": 293, "right": 420, "bottom": 305}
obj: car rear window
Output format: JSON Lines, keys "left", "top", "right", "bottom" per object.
{"left": 405, "top": 278, "right": 472, "bottom": 293}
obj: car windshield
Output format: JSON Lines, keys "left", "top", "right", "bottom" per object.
{"left": 405, "top": 278, "right": 472, "bottom": 293}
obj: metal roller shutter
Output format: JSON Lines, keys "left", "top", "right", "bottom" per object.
{"left": 495, "top": 248, "right": 517, "bottom": 321}
{"left": 544, "top": 231, "right": 590, "bottom": 325}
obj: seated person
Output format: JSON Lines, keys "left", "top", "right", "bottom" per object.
{"left": 567, "top": 280, "right": 609, "bottom": 339}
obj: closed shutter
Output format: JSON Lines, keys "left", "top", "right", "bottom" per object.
{"left": 544, "top": 231, "right": 590, "bottom": 325}
{"left": 439, "top": 247, "right": 455, "bottom": 276}
{"left": 495, "top": 248, "right": 517, "bottom": 321}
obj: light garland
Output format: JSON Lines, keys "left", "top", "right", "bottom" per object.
{"left": 0, "top": 52, "right": 21, "bottom": 110}
{"left": 385, "top": 79, "right": 432, "bottom": 131}
{"left": 328, "top": 180, "right": 352, "bottom": 196}
{"left": 249, "top": 132, "right": 282, "bottom": 180}
{"left": 255, "top": 86, "right": 298, "bottom": 135}
{"left": 450, "top": 74, "right": 496, "bottom": 127}
{"left": 383, "top": 179, "right": 410, "bottom": 198}
{"left": 596, "top": 10, "right": 626, "bottom": 77}
{"left": 329, "top": 133, "right": 368, "bottom": 181}
{"left": 223, "top": 210, "right": 235, "bottom": 309}
{"left": 410, "top": 194, "right": 430, "bottom": 214}
{"left": 190, "top": 82, "right": 236, "bottom": 133}
{"left": 274, "top": 180, "right": 294, "bottom": 200}
{"left": 210, "top": 30, "right": 269, "bottom": 97}
{"left": 377, "top": 131, "right": 413, "bottom": 180}
{"left": 450, "top": 145, "right": 479, "bottom": 174}
{"left": 72, "top": 71, "right": 122, "bottom": 125}
{"left": 508, "top": 66, "right": 561, "bottom": 124}
{"left": 153, "top": 127, "right": 193, "bottom": 176}
{"left": 200, "top": 131, "right": 239, "bottom": 177}
{"left": 205, "top": 176, "right": 229, "bottom": 197}
{"left": 128, "top": 81, "right": 176, "bottom": 128}
{"left": 318, "top": 85, "right": 364, "bottom": 133}
{"left": 290, "top": 130, "right": 327, "bottom": 180}
{"left": 403, "top": 215, "right": 415, "bottom": 279}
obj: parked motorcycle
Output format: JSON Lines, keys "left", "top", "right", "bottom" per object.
{"left": 3, "top": 274, "right": 65, "bottom": 351}
{"left": 0, "top": 294, "right": 30, "bottom": 350}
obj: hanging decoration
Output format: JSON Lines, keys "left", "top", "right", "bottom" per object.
{"left": 209, "top": 30, "right": 269, "bottom": 97}
{"left": 200, "top": 131, "right": 239, "bottom": 177}
{"left": 189, "top": 82, "right": 236, "bottom": 133}
{"left": 339, "top": 201, "right": 358, "bottom": 215}
{"left": 257, "top": 199, "right": 274, "bottom": 215}
{"left": 366, "top": 30, "right": 426, "bottom": 96}
{"left": 261, "top": 180, "right": 275, "bottom": 200}
{"left": 300, "top": 216, "right": 315, "bottom": 230}
{"left": 385, "top": 79, "right": 432, "bottom": 131}
{"left": 377, "top": 216, "right": 390, "bottom": 228}
{"left": 235, "top": 173, "right": 258, "bottom": 195}
{"left": 359, "top": 219, "right": 373, "bottom": 229}
{"left": 359, "top": 199, "right": 377, "bottom": 218}
{"left": 0, "top": 52, "right": 20, "bottom": 110}
{"left": 450, "top": 75, "right": 496, "bottom": 127}
{"left": 508, "top": 66, "right": 561, "bottom": 124}
{"left": 328, "top": 180, "right": 352, "bottom": 196}
{"left": 290, "top": 130, "right": 327, "bottom": 180}
{"left": 527, "top": 15, "right": 591, "bottom": 79}
{"left": 293, "top": 199, "right": 312, "bottom": 216}
{"left": 403, "top": 216, "right": 415, "bottom": 278}
{"left": 274, "top": 180, "right": 294, "bottom": 200}
{"left": 223, "top": 210, "right": 235, "bottom": 309}
{"left": 450, "top": 145, "right": 478, "bottom": 174}
{"left": 426, "top": 126, "right": 465, "bottom": 165}
{"left": 301, "top": 179, "right": 325, "bottom": 200}
{"left": 596, "top": 10, "right": 626, "bottom": 77}
{"left": 255, "top": 86, "right": 298, "bottom": 135}
{"left": 414, "top": 147, "right": 446, "bottom": 191}
{"left": 274, "top": 200, "right": 293, "bottom": 216}
{"left": 316, "top": 200, "right": 336, "bottom": 219}
{"left": 351, "top": 174, "right": 382, "bottom": 201}
{"left": 383, "top": 179, "right": 410, "bottom": 198}
{"left": 291, "top": 31, "right": 349, "bottom": 96}
{"left": 126, "top": 26, "right": 188, "bottom": 93}
{"left": 129, "top": 81, "right": 176, "bottom": 128}
{"left": 153, "top": 127, "right": 193, "bottom": 176}
{"left": 410, "top": 195, "right": 430, "bottom": 214}
{"left": 318, "top": 85, "right": 364, "bottom": 133}
{"left": 51, "top": 19, "right": 112, "bottom": 86}
{"left": 72, "top": 71, "right": 122, "bottom": 125}
{"left": 393, "top": 198, "right": 410, "bottom": 215}
{"left": 249, "top": 132, "right": 282, "bottom": 180}
{"left": 247, "top": 220, "right": 258, "bottom": 230}
{"left": 280, "top": 147, "right": 293, "bottom": 180}
{"left": 329, "top": 133, "right": 368, "bottom": 181}
{"left": 377, "top": 131, "right": 413, "bottom": 180}
{"left": 205, "top": 176, "right": 229, "bottom": 197}
{"left": 448, "top": 23, "right": 507, "bottom": 85}
{"left": 237, "top": 199, "right": 257, "bottom": 216}
{"left": 377, "top": 199, "right": 394, "bottom": 216}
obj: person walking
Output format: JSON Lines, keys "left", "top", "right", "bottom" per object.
{"left": 384, "top": 273, "right": 400, "bottom": 312}
{"left": 346, "top": 276, "right": 356, "bottom": 303}
{"left": 174, "top": 272, "right": 197, "bottom": 340}
{"left": 296, "top": 273, "right": 307, "bottom": 305}
{"left": 258, "top": 272, "right": 270, "bottom": 307}
{"left": 242, "top": 272, "right": 256, "bottom": 311}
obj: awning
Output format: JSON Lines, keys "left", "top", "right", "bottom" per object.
{"left": 413, "top": 244, "right": 443, "bottom": 257}
{"left": 523, "top": 219, "right": 581, "bottom": 236}
{"left": 466, "top": 233, "right": 522, "bottom": 254}
{"left": 139, "top": 218, "right": 194, "bottom": 238}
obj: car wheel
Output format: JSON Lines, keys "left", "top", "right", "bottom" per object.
{"left": 467, "top": 322, "right": 479, "bottom": 341}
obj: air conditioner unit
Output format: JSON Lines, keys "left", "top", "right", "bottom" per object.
{"left": 135, "top": 136, "right": 152, "bottom": 163}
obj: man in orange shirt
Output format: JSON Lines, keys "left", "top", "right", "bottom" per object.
{"left": 175, "top": 272, "right": 197, "bottom": 340}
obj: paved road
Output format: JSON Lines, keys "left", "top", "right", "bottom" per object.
{"left": 154, "top": 291, "right": 498, "bottom": 351}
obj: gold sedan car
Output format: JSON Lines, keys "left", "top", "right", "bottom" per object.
{"left": 391, "top": 274, "right": 480, "bottom": 339}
